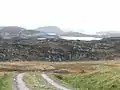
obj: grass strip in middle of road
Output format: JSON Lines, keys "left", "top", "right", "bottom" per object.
{"left": 23, "top": 72, "right": 56, "bottom": 90}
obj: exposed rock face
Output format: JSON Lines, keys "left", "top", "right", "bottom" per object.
{"left": 0, "top": 37, "right": 120, "bottom": 61}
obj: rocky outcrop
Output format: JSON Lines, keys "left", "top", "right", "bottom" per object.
{"left": 0, "top": 38, "right": 120, "bottom": 61}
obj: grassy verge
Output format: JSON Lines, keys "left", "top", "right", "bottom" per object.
{"left": 0, "top": 72, "right": 12, "bottom": 90}
{"left": 23, "top": 72, "right": 56, "bottom": 90}
{"left": 53, "top": 66, "right": 120, "bottom": 90}
{"left": 49, "top": 73, "right": 72, "bottom": 89}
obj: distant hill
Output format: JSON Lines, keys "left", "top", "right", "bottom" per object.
{"left": 36, "top": 26, "right": 99, "bottom": 37}
{"left": 60, "top": 31, "right": 98, "bottom": 37}
{"left": 21, "top": 30, "right": 41, "bottom": 35}
{"left": 0, "top": 26, "right": 26, "bottom": 39}
{"left": 20, "top": 30, "right": 48, "bottom": 39}
{"left": 0, "top": 26, "right": 60, "bottom": 39}
{"left": 2, "top": 26, "right": 120, "bottom": 39}
{"left": 36, "top": 26, "right": 63, "bottom": 34}
{"left": 60, "top": 31, "right": 87, "bottom": 37}
{"left": 20, "top": 30, "right": 47, "bottom": 36}
{"left": 96, "top": 31, "right": 120, "bottom": 38}
{"left": 0, "top": 26, "right": 103, "bottom": 39}
{"left": 0, "top": 26, "right": 25, "bottom": 34}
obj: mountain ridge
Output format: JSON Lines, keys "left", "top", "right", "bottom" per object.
{"left": 0, "top": 26, "right": 119, "bottom": 39}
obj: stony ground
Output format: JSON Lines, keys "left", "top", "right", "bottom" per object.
{"left": 1, "top": 38, "right": 120, "bottom": 61}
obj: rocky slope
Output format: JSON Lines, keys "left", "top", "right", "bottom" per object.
{"left": 0, "top": 37, "right": 120, "bottom": 61}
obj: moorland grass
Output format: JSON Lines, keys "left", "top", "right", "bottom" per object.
{"left": 54, "top": 67, "right": 120, "bottom": 90}
{"left": 0, "top": 60, "right": 120, "bottom": 90}
{"left": 0, "top": 72, "right": 12, "bottom": 90}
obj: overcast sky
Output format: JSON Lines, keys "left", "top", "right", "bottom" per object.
{"left": 0, "top": 0, "right": 120, "bottom": 34}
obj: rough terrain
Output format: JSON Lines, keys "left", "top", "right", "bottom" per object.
{"left": 0, "top": 37, "right": 120, "bottom": 61}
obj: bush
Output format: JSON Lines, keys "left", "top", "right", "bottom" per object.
{"left": 54, "top": 74, "right": 63, "bottom": 80}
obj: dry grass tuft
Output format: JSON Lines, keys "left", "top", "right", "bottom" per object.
{"left": 0, "top": 60, "right": 120, "bottom": 73}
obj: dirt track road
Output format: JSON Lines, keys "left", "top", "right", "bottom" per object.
{"left": 41, "top": 72, "right": 71, "bottom": 90}
{"left": 13, "top": 72, "right": 70, "bottom": 90}
{"left": 13, "top": 73, "right": 30, "bottom": 90}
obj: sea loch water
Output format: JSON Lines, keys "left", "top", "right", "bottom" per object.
{"left": 60, "top": 36, "right": 102, "bottom": 41}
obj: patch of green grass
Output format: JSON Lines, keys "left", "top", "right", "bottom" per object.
{"left": 23, "top": 72, "right": 56, "bottom": 90}
{"left": 0, "top": 73, "right": 12, "bottom": 90}
{"left": 49, "top": 73, "right": 72, "bottom": 89}
{"left": 54, "top": 68, "right": 120, "bottom": 90}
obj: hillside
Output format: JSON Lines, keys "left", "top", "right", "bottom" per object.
{"left": 20, "top": 30, "right": 48, "bottom": 38}
{"left": 96, "top": 31, "right": 120, "bottom": 38}
{"left": 0, "top": 37, "right": 120, "bottom": 61}
{"left": 36, "top": 26, "right": 64, "bottom": 34}
{"left": 0, "top": 26, "right": 60, "bottom": 39}
{"left": 1, "top": 26, "right": 120, "bottom": 39}
{"left": 0, "top": 26, "right": 101, "bottom": 39}
{"left": 0, "top": 26, "right": 25, "bottom": 34}
{"left": 60, "top": 31, "right": 98, "bottom": 37}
